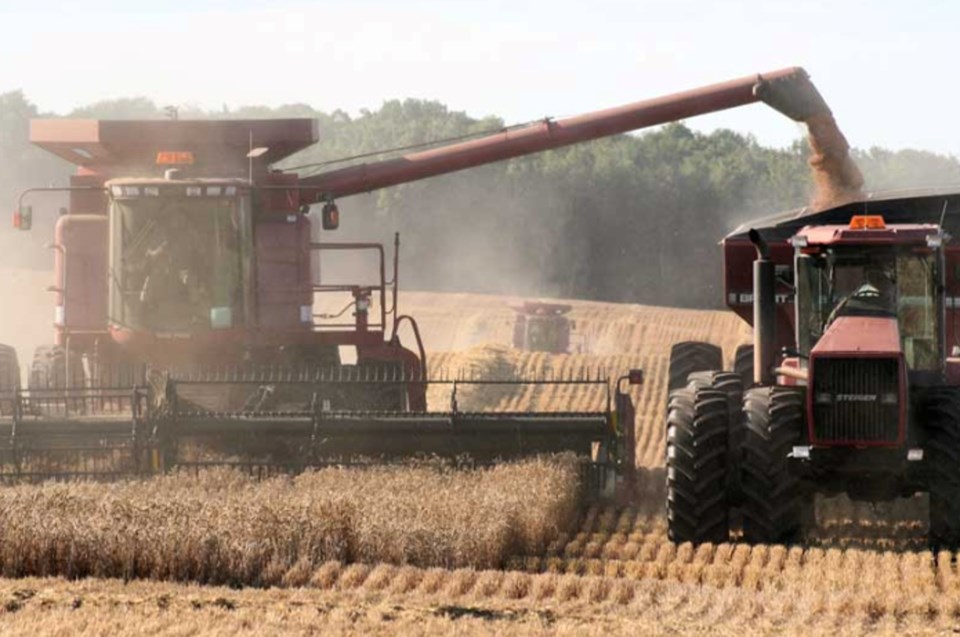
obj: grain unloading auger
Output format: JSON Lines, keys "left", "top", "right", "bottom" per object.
{"left": 3, "top": 67, "right": 845, "bottom": 493}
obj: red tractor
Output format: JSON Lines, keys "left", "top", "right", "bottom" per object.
{"left": 666, "top": 199, "right": 960, "bottom": 546}
{"left": 0, "top": 67, "right": 837, "bottom": 489}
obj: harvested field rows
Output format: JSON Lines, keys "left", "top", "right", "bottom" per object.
{"left": 507, "top": 502, "right": 943, "bottom": 596}
{"left": 3, "top": 567, "right": 960, "bottom": 636}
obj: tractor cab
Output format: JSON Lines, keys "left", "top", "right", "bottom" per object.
{"left": 792, "top": 216, "right": 945, "bottom": 374}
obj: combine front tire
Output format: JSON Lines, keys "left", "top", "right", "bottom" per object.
{"left": 925, "top": 388, "right": 960, "bottom": 547}
{"left": 0, "top": 345, "right": 19, "bottom": 416}
{"left": 668, "top": 342, "right": 722, "bottom": 392}
{"left": 666, "top": 385, "right": 731, "bottom": 544}
{"left": 740, "top": 386, "right": 809, "bottom": 544}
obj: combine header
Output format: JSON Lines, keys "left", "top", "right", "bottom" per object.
{"left": 4, "top": 68, "right": 839, "bottom": 494}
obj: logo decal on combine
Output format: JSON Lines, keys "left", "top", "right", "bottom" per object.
{"left": 729, "top": 292, "right": 794, "bottom": 305}
{"left": 836, "top": 394, "right": 878, "bottom": 402}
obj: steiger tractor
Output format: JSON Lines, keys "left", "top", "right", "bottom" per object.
{"left": 667, "top": 199, "right": 960, "bottom": 546}
{"left": 0, "top": 67, "right": 839, "bottom": 495}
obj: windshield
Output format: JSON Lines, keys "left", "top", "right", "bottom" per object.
{"left": 109, "top": 192, "right": 249, "bottom": 332}
{"left": 796, "top": 245, "right": 939, "bottom": 369}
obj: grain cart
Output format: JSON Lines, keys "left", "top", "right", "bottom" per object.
{"left": 666, "top": 196, "right": 960, "bottom": 546}
{"left": 3, "top": 68, "right": 832, "bottom": 489}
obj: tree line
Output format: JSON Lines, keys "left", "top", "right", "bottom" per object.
{"left": 2, "top": 90, "right": 960, "bottom": 308}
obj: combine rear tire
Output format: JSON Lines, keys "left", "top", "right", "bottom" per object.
{"left": 668, "top": 342, "right": 722, "bottom": 392}
{"left": 740, "top": 386, "right": 809, "bottom": 544}
{"left": 666, "top": 385, "right": 731, "bottom": 544}
{"left": 734, "top": 344, "right": 754, "bottom": 389}
{"left": 925, "top": 388, "right": 960, "bottom": 547}
{"left": 29, "top": 345, "right": 82, "bottom": 390}
{"left": 0, "top": 345, "right": 19, "bottom": 416}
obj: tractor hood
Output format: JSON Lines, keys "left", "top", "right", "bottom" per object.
{"left": 812, "top": 315, "right": 901, "bottom": 357}
{"left": 807, "top": 315, "right": 906, "bottom": 447}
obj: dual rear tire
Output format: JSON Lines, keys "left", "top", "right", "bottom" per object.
{"left": 665, "top": 344, "right": 810, "bottom": 545}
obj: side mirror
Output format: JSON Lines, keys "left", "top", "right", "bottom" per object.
{"left": 627, "top": 369, "right": 644, "bottom": 386}
{"left": 321, "top": 202, "right": 340, "bottom": 231}
{"left": 13, "top": 206, "right": 32, "bottom": 231}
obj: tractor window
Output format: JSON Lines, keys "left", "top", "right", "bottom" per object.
{"left": 897, "top": 252, "right": 938, "bottom": 369}
{"left": 796, "top": 246, "right": 939, "bottom": 369}
{"left": 109, "top": 192, "right": 248, "bottom": 332}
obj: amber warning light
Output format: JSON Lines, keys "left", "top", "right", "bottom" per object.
{"left": 849, "top": 215, "right": 886, "bottom": 230}
{"left": 156, "top": 151, "right": 195, "bottom": 165}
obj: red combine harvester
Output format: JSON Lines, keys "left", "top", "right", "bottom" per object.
{"left": 666, "top": 194, "right": 960, "bottom": 546}
{"left": 1, "top": 68, "right": 833, "bottom": 493}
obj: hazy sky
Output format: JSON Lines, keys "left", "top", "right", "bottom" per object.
{"left": 1, "top": 0, "right": 956, "bottom": 155}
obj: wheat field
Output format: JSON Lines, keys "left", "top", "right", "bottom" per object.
{"left": 0, "top": 458, "right": 582, "bottom": 583}
{"left": 3, "top": 289, "right": 957, "bottom": 635}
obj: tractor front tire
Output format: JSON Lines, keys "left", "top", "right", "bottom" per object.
{"left": 666, "top": 385, "right": 731, "bottom": 544}
{"left": 668, "top": 342, "right": 723, "bottom": 393}
{"left": 740, "top": 386, "right": 809, "bottom": 544}
{"left": 925, "top": 388, "right": 960, "bottom": 547}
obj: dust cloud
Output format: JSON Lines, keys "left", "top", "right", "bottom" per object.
{"left": 329, "top": 172, "right": 566, "bottom": 301}
{"left": 0, "top": 266, "right": 54, "bottom": 377}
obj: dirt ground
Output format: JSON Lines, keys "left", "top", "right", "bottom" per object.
{"left": 0, "top": 572, "right": 958, "bottom": 637}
